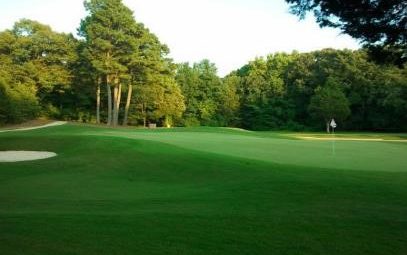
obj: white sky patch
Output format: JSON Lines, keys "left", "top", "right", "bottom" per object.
{"left": 0, "top": 0, "right": 360, "bottom": 76}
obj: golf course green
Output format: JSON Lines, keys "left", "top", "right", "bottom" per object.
{"left": 1, "top": 123, "right": 406, "bottom": 255}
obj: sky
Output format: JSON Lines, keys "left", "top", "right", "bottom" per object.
{"left": 0, "top": 0, "right": 360, "bottom": 76}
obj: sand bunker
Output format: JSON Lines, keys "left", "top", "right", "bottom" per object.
{"left": 0, "top": 151, "right": 57, "bottom": 162}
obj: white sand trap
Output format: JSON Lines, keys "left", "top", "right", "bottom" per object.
{"left": 0, "top": 151, "right": 57, "bottom": 162}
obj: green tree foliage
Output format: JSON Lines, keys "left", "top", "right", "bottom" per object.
{"left": 79, "top": 0, "right": 141, "bottom": 126}
{"left": 218, "top": 74, "right": 240, "bottom": 126}
{"left": 237, "top": 54, "right": 295, "bottom": 130}
{"left": 285, "top": 0, "right": 407, "bottom": 66}
{"left": 0, "top": 19, "right": 77, "bottom": 123}
{"left": 131, "top": 68, "right": 185, "bottom": 127}
{"left": 0, "top": 70, "right": 39, "bottom": 124}
{"left": 0, "top": 0, "right": 406, "bottom": 132}
{"left": 123, "top": 25, "right": 185, "bottom": 127}
{"left": 176, "top": 60, "right": 222, "bottom": 126}
{"left": 232, "top": 49, "right": 407, "bottom": 131}
{"left": 308, "top": 78, "right": 351, "bottom": 132}
{"left": 79, "top": 0, "right": 183, "bottom": 127}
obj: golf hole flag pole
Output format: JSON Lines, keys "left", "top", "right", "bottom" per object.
{"left": 330, "top": 119, "right": 337, "bottom": 133}
{"left": 330, "top": 118, "right": 337, "bottom": 155}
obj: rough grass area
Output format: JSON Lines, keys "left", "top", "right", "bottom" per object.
{"left": 0, "top": 124, "right": 406, "bottom": 255}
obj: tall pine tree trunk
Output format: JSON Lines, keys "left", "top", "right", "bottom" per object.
{"left": 142, "top": 103, "right": 146, "bottom": 127}
{"left": 113, "top": 83, "right": 118, "bottom": 127}
{"left": 116, "top": 82, "right": 122, "bottom": 125}
{"left": 106, "top": 75, "right": 112, "bottom": 126}
{"left": 112, "top": 77, "right": 122, "bottom": 127}
{"left": 96, "top": 77, "right": 101, "bottom": 124}
{"left": 123, "top": 84, "right": 132, "bottom": 126}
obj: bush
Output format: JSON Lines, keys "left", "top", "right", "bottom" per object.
{"left": 183, "top": 116, "right": 201, "bottom": 127}
{"left": 0, "top": 79, "right": 40, "bottom": 124}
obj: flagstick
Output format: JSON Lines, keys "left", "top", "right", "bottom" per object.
{"left": 332, "top": 127, "right": 336, "bottom": 156}
{"left": 330, "top": 119, "right": 336, "bottom": 157}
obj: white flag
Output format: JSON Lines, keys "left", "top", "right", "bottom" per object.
{"left": 330, "top": 119, "right": 337, "bottom": 128}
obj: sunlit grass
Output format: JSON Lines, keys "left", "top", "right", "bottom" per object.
{"left": 0, "top": 124, "right": 406, "bottom": 255}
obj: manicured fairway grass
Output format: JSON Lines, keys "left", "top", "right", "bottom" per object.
{"left": 0, "top": 124, "right": 406, "bottom": 255}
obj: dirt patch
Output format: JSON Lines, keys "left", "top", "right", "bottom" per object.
{"left": 0, "top": 151, "right": 57, "bottom": 162}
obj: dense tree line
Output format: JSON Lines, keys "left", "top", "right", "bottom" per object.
{"left": 0, "top": 19, "right": 80, "bottom": 123}
{"left": 228, "top": 50, "right": 406, "bottom": 131}
{"left": 0, "top": 0, "right": 406, "bottom": 131}
{"left": 0, "top": 0, "right": 184, "bottom": 127}
{"left": 175, "top": 50, "right": 407, "bottom": 131}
